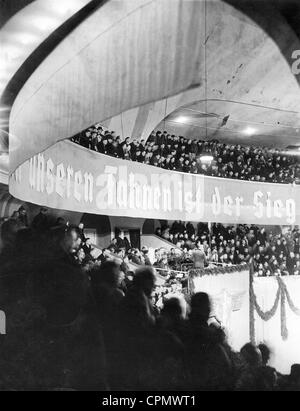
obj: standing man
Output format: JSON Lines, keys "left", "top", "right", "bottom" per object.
{"left": 31, "top": 207, "right": 49, "bottom": 233}
{"left": 116, "top": 230, "right": 131, "bottom": 252}
{"left": 191, "top": 244, "right": 207, "bottom": 269}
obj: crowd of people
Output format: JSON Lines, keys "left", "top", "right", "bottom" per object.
{"left": 1, "top": 208, "right": 300, "bottom": 390}
{"left": 71, "top": 124, "right": 300, "bottom": 184}
{"left": 154, "top": 221, "right": 300, "bottom": 277}
{"left": 69, "top": 216, "right": 299, "bottom": 279}
{"left": 2, "top": 207, "right": 299, "bottom": 278}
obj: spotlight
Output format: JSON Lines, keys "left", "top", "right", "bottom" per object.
{"left": 243, "top": 127, "right": 257, "bottom": 136}
{"left": 175, "top": 116, "right": 189, "bottom": 123}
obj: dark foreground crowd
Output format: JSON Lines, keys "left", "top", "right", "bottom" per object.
{"left": 1, "top": 212, "right": 300, "bottom": 390}
{"left": 71, "top": 124, "right": 300, "bottom": 184}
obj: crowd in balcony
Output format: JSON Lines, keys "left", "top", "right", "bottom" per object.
{"left": 71, "top": 124, "right": 300, "bottom": 184}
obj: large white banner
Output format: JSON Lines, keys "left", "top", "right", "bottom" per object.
{"left": 9, "top": 141, "right": 300, "bottom": 225}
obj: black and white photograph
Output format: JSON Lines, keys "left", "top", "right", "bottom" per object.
{"left": 0, "top": 0, "right": 300, "bottom": 393}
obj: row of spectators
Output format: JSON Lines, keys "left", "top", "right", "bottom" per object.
{"left": 1, "top": 212, "right": 300, "bottom": 390}
{"left": 95, "top": 222, "right": 300, "bottom": 278}
{"left": 103, "top": 219, "right": 300, "bottom": 278}
{"left": 2, "top": 207, "right": 299, "bottom": 279}
{"left": 155, "top": 221, "right": 300, "bottom": 277}
{"left": 71, "top": 124, "right": 300, "bottom": 184}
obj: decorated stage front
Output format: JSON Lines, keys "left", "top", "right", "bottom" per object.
{"left": 188, "top": 267, "right": 300, "bottom": 374}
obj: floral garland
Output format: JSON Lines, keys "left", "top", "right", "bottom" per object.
{"left": 279, "top": 278, "right": 300, "bottom": 316}
{"left": 250, "top": 274, "right": 300, "bottom": 341}
{"left": 280, "top": 284, "right": 288, "bottom": 341}
{"left": 250, "top": 283, "right": 280, "bottom": 322}
{"left": 189, "top": 263, "right": 249, "bottom": 277}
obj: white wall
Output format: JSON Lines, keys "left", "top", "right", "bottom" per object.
{"left": 193, "top": 270, "right": 250, "bottom": 352}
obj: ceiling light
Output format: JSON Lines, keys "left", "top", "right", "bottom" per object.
{"left": 243, "top": 127, "right": 257, "bottom": 136}
{"left": 175, "top": 116, "right": 189, "bottom": 123}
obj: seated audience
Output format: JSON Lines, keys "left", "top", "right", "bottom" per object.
{"left": 283, "top": 364, "right": 300, "bottom": 391}
{"left": 236, "top": 343, "right": 277, "bottom": 391}
{"left": 154, "top": 221, "right": 300, "bottom": 276}
{"left": 71, "top": 126, "right": 300, "bottom": 185}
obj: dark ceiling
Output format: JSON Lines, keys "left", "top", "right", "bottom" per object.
{"left": 157, "top": 101, "right": 300, "bottom": 150}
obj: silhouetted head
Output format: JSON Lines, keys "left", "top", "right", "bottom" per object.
{"left": 62, "top": 226, "right": 81, "bottom": 253}
{"left": 290, "top": 364, "right": 300, "bottom": 386}
{"left": 190, "top": 292, "right": 211, "bottom": 322}
{"left": 97, "top": 260, "right": 121, "bottom": 287}
{"left": 161, "top": 297, "right": 186, "bottom": 324}
{"left": 0, "top": 218, "right": 19, "bottom": 247}
{"left": 258, "top": 343, "right": 271, "bottom": 366}
{"left": 133, "top": 266, "right": 156, "bottom": 297}
{"left": 29, "top": 263, "right": 86, "bottom": 326}
{"left": 56, "top": 217, "right": 66, "bottom": 226}
{"left": 240, "top": 343, "right": 262, "bottom": 367}
{"left": 18, "top": 206, "right": 27, "bottom": 215}
{"left": 15, "top": 228, "right": 36, "bottom": 252}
